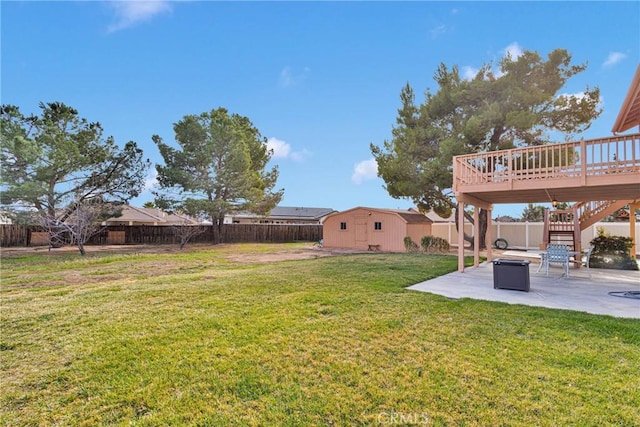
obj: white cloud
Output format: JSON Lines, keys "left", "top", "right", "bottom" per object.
{"left": 603, "top": 52, "right": 626, "bottom": 68}
{"left": 555, "top": 91, "right": 603, "bottom": 111}
{"left": 267, "top": 137, "right": 291, "bottom": 159}
{"left": 107, "top": 0, "right": 172, "bottom": 33}
{"left": 351, "top": 158, "right": 378, "bottom": 184}
{"left": 429, "top": 24, "right": 447, "bottom": 38}
{"left": 278, "top": 66, "right": 310, "bottom": 87}
{"left": 461, "top": 65, "right": 478, "bottom": 81}
{"left": 143, "top": 167, "right": 159, "bottom": 191}
{"left": 461, "top": 43, "right": 524, "bottom": 81}
{"left": 503, "top": 42, "right": 523, "bottom": 60}
{"left": 267, "top": 137, "right": 310, "bottom": 163}
{"left": 290, "top": 149, "right": 312, "bottom": 163}
{"left": 279, "top": 67, "right": 294, "bottom": 87}
{"left": 493, "top": 42, "right": 524, "bottom": 77}
{"left": 556, "top": 91, "right": 585, "bottom": 109}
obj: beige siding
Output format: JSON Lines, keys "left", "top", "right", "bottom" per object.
{"left": 323, "top": 212, "right": 358, "bottom": 249}
{"left": 369, "top": 211, "right": 404, "bottom": 252}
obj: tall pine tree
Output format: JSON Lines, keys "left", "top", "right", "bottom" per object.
{"left": 371, "top": 49, "right": 601, "bottom": 248}
{"left": 153, "top": 108, "right": 284, "bottom": 243}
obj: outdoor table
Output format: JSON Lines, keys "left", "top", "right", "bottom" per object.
{"left": 537, "top": 250, "right": 583, "bottom": 277}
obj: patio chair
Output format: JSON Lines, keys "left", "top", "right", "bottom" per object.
{"left": 540, "top": 244, "right": 570, "bottom": 277}
{"left": 580, "top": 246, "right": 594, "bottom": 278}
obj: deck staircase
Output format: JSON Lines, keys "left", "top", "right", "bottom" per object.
{"left": 544, "top": 209, "right": 579, "bottom": 252}
{"left": 543, "top": 200, "right": 632, "bottom": 252}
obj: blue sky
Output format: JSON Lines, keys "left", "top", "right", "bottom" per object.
{"left": 2, "top": 1, "right": 639, "bottom": 218}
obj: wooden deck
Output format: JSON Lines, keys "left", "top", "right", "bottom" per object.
{"left": 453, "top": 133, "right": 640, "bottom": 205}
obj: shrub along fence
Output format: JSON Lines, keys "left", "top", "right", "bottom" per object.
{"left": 0, "top": 224, "right": 323, "bottom": 247}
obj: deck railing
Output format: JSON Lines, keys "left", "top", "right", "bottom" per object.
{"left": 573, "top": 199, "right": 631, "bottom": 230}
{"left": 453, "top": 133, "right": 640, "bottom": 189}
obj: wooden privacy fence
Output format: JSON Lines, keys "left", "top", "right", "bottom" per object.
{"left": 0, "top": 224, "right": 323, "bottom": 247}
{"left": 0, "top": 225, "right": 32, "bottom": 247}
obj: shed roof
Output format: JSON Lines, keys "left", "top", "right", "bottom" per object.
{"left": 612, "top": 64, "right": 640, "bottom": 133}
{"left": 328, "top": 207, "right": 432, "bottom": 224}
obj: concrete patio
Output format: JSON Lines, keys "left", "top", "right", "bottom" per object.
{"left": 408, "top": 255, "right": 640, "bottom": 319}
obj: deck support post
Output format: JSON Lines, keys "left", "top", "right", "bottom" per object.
{"left": 631, "top": 202, "right": 639, "bottom": 259}
{"left": 473, "top": 207, "right": 480, "bottom": 267}
{"left": 458, "top": 202, "right": 465, "bottom": 272}
{"left": 486, "top": 208, "right": 493, "bottom": 263}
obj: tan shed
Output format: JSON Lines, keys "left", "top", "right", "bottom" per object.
{"left": 322, "top": 207, "right": 432, "bottom": 252}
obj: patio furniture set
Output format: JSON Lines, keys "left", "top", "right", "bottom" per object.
{"left": 536, "top": 244, "right": 594, "bottom": 278}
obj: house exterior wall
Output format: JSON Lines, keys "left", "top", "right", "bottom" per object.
{"left": 323, "top": 208, "right": 431, "bottom": 252}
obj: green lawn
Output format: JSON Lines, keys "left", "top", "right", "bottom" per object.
{"left": 1, "top": 243, "right": 638, "bottom": 426}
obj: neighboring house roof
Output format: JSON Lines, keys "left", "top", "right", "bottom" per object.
{"left": 0, "top": 212, "right": 12, "bottom": 224}
{"left": 493, "top": 215, "right": 519, "bottom": 223}
{"left": 104, "top": 205, "right": 199, "bottom": 225}
{"left": 614, "top": 209, "right": 630, "bottom": 220}
{"left": 233, "top": 206, "right": 336, "bottom": 221}
{"left": 612, "top": 64, "right": 640, "bottom": 133}
{"left": 423, "top": 210, "right": 455, "bottom": 223}
{"left": 328, "top": 207, "right": 433, "bottom": 224}
{"left": 268, "top": 206, "right": 336, "bottom": 220}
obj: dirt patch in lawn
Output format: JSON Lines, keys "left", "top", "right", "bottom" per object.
{"left": 1, "top": 244, "right": 179, "bottom": 258}
{"left": 224, "top": 248, "right": 342, "bottom": 264}
{"left": 0, "top": 243, "right": 353, "bottom": 264}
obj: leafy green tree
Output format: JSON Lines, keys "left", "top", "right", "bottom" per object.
{"left": 153, "top": 107, "right": 284, "bottom": 243}
{"left": 521, "top": 203, "right": 546, "bottom": 222}
{"left": 371, "top": 49, "right": 601, "bottom": 248}
{"left": 522, "top": 201, "right": 570, "bottom": 222}
{"left": 1, "top": 102, "right": 149, "bottom": 252}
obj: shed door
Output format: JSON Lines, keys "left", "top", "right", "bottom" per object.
{"left": 355, "top": 216, "right": 367, "bottom": 243}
